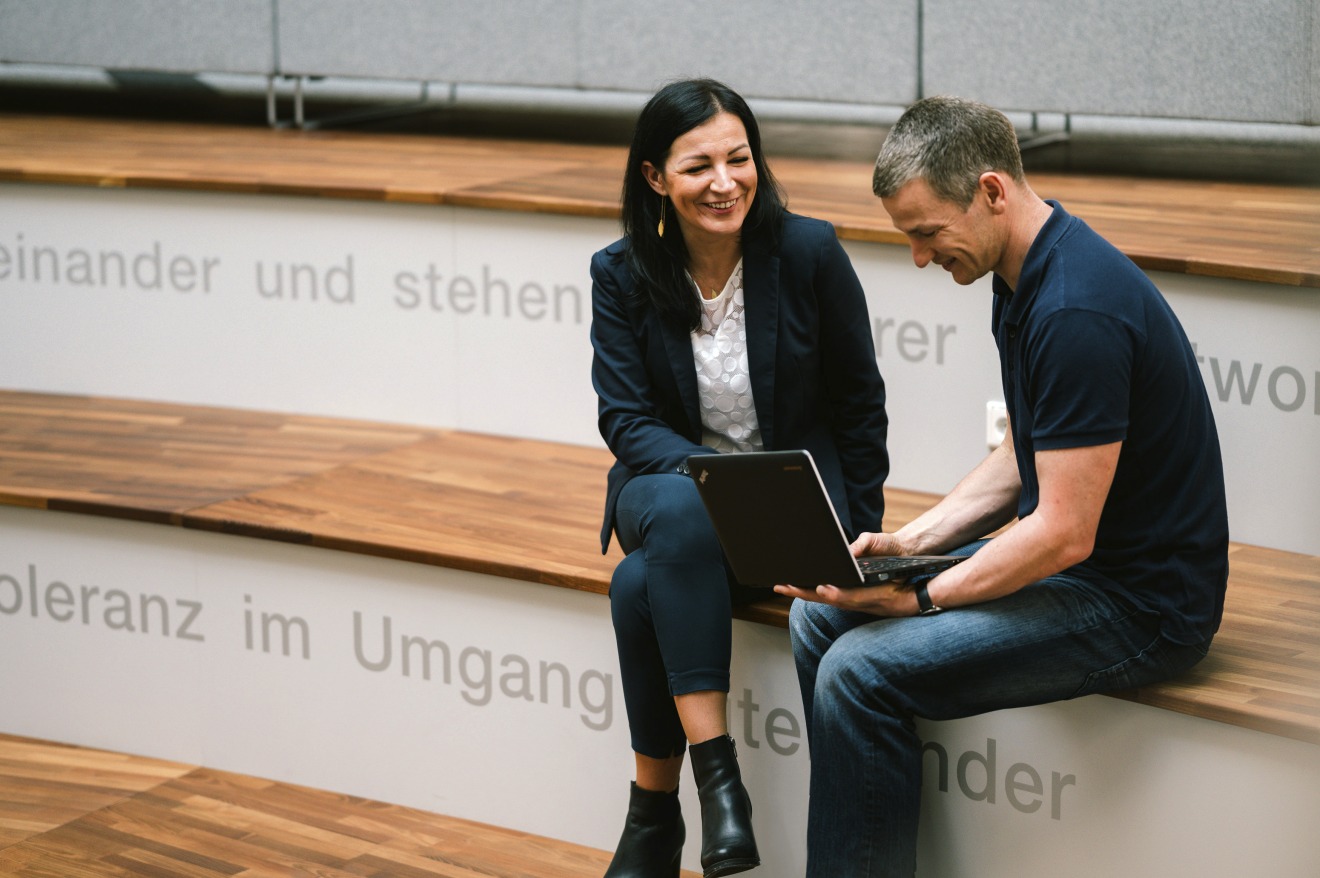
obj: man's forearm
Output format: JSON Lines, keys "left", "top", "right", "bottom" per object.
{"left": 896, "top": 437, "right": 1021, "bottom": 555}
{"left": 922, "top": 441, "right": 1123, "bottom": 609}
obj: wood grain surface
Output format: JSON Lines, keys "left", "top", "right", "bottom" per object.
{"left": 0, "top": 392, "right": 437, "bottom": 523}
{"left": 0, "top": 114, "right": 1316, "bottom": 288}
{"left": 0, "top": 733, "right": 670, "bottom": 877}
{"left": 0, "top": 391, "right": 1316, "bottom": 744}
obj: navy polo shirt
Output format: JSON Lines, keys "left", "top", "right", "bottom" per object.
{"left": 991, "top": 202, "right": 1229, "bottom": 644}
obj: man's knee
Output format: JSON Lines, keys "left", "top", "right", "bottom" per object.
{"left": 789, "top": 599, "right": 852, "bottom": 658}
{"left": 815, "top": 642, "right": 865, "bottom": 699}
{"left": 812, "top": 626, "right": 908, "bottom": 715}
{"left": 789, "top": 597, "right": 819, "bottom": 646}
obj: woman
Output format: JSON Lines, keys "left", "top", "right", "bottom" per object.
{"left": 590, "top": 78, "right": 889, "bottom": 878}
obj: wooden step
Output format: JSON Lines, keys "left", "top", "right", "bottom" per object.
{"left": 0, "top": 113, "right": 1316, "bottom": 288}
{"left": 0, "top": 390, "right": 1317, "bottom": 745}
{"left": 0, "top": 733, "right": 676, "bottom": 877}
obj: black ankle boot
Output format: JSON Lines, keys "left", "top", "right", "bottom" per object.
{"left": 603, "top": 782, "right": 685, "bottom": 878}
{"left": 689, "top": 735, "right": 759, "bottom": 877}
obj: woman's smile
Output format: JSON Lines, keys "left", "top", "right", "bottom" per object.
{"left": 644, "top": 111, "right": 758, "bottom": 246}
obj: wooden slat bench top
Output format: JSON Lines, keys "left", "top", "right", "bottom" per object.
{"left": 0, "top": 391, "right": 1316, "bottom": 745}
{"left": 0, "top": 113, "right": 1317, "bottom": 289}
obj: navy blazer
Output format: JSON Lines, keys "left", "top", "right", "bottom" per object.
{"left": 590, "top": 212, "right": 890, "bottom": 553}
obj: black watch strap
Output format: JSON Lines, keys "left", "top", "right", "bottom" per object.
{"left": 915, "top": 581, "right": 943, "bottom": 615}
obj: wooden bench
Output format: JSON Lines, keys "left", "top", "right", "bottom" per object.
{"left": 0, "top": 113, "right": 1316, "bottom": 288}
{"left": 1, "top": 390, "right": 1316, "bottom": 746}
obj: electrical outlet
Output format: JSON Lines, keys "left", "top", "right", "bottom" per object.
{"left": 986, "top": 401, "right": 1007, "bottom": 450}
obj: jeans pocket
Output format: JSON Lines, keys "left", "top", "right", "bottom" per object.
{"left": 1072, "top": 636, "right": 1211, "bottom": 699}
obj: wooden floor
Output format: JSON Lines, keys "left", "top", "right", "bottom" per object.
{"left": 0, "top": 733, "right": 683, "bottom": 878}
{"left": 0, "top": 113, "right": 1317, "bottom": 289}
{"left": 0, "top": 390, "right": 1317, "bottom": 746}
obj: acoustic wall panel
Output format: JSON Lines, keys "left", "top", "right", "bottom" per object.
{"left": 576, "top": 0, "right": 919, "bottom": 106}
{"left": 922, "top": 0, "right": 1315, "bottom": 124}
{"left": 0, "top": 0, "right": 275, "bottom": 74}
{"left": 276, "top": 0, "right": 578, "bottom": 84}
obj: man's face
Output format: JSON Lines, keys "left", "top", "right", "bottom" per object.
{"left": 881, "top": 177, "right": 1000, "bottom": 285}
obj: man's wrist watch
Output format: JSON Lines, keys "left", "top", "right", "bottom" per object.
{"left": 914, "top": 581, "right": 943, "bottom": 616}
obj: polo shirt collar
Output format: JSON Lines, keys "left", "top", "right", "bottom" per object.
{"left": 992, "top": 200, "right": 1071, "bottom": 324}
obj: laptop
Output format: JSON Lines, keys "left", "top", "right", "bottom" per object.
{"left": 688, "top": 450, "right": 963, "bottom": 588}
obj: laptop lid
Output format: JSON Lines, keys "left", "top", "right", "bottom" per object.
{"left": 688, "top": 450, "right": 962, "bottom": 588}
{"left": 688, "top": 450, "right": 866, "bottom": 586}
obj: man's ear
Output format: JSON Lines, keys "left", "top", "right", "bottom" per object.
{"left": 980, "top": 171, "right": 1010, "bottom": 213}
{"left": 641, "top": 161, "right": 667, "bottom": 197}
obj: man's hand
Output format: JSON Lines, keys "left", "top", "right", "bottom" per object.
{"left": 773, "top": 580, "right": 922, "bottom": 616}
{"left": 849, "top": 531, "right": 911, "bottom": 559}
{"left": 772, "top": 530, "right": 922, "bottom": 616}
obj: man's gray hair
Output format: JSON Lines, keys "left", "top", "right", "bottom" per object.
{"left": 872, "top": 96, "right": 1026, "bottom": 209}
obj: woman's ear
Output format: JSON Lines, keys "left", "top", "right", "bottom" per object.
{"left": 641, "top": 161, "right": 667, "bottom": 197}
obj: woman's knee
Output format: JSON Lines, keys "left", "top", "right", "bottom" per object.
{"left": 631, "top": 476, "right": 721, "bottom": 560}
{"left": 609, "top": 551, "right": 649, "bottom": 624}
{"left": 646, "top": 475, "right": 711, "bottom": 525}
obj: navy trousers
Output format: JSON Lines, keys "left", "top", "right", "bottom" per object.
{"left": 610, "top": 473, "right": 745, "bottom": 758}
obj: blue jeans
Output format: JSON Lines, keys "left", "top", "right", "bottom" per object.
{"left": 611, "top": 473, "right": 739, "bottom": 758}
{"left": 789, "top": 540, "right": 1212, "bottom": 877}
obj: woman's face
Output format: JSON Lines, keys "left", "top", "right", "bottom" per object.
{"left": 643, "top": 111, "right": 758, "bottom": 249}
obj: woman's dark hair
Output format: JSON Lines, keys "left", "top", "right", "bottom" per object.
{"left": 621, "top": 78, "right": 785, "bottom": 330}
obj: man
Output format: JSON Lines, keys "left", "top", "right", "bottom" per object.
{"left": 773, "top": 96, "right": 1229, "bottom": 877}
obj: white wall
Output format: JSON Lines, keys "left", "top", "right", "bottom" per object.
{"left": 0, "top": 183, "right": 600, "bottom": 444}
{"left": 2, "top": 506, "right": 1317, "bottom": 877}
{"left": 2, "top": 183, "right": 1315, "bottom": 554}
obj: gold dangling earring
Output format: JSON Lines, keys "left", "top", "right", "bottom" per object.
{"left": 657, "top": 198, "right": 666, "bottom": 238}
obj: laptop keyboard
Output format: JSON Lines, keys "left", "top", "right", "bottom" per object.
{"left": 857, "top": 557, "right": 939, "bottom": 574}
